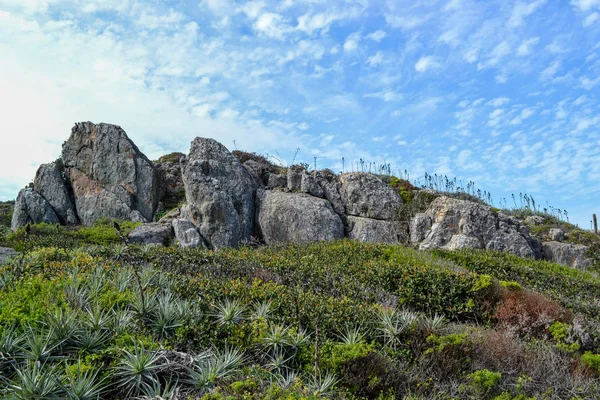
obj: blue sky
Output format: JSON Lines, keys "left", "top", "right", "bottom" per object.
{"left": 0, "top": 0, "right": 599, "bottom": 228}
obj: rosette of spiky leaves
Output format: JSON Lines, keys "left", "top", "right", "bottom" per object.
{"left": 338, "top": 325, "right": 366, "bottom": 345}
{"left": 42, "top": 308, "right": 82, "bottom": 352}
{"left": 18, "top": 326, "right": 64, "bottom": 363}
{"left": 307, "top": 371, "right": 339, "bottom": 397}
{"left": 0, "top": 324, "right": 23, "bottom": 371}
{"left": 64, "top": 282, "right": 90, "bottom": 311}
{"left": 212, "top": 298, "right": 246, "bottom": 328}
{"left": 138, "top": 379, "right": 178, "bottom": 400}
{"left": 251, "top": 300, "right": 273, "bottom": 320}
{"left": 150, "top": 292, "right": 185, "bottom": 339}
{"left": 115, "top": 342, "right": 163, "bottom": 398}
{"left": 378, "top": 308, "right": 413, "bottom": 351}
{"left": 186, "top": 347, "right": 244, "bottom": 394}
{"left": 62, "top": 360, "right": 108, "bottom": 400}
{"left": 261, "top": 324, "right": 291, "bottom": 354}
{"left": 7, "top": 362, "right": 63, "bottom": 399}
{"left": 420, "top": 313, "right": 447, "bottom": 335}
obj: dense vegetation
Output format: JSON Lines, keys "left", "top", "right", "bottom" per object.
{"left": 0, "top": 220, "right": 600, "bottom": 399}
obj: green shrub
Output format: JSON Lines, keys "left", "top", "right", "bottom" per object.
{"left": 467, "top": 369, "right": 502, "bottom": 394}
{"left": 581, "top": 351, "right": 600, "bottom": 373}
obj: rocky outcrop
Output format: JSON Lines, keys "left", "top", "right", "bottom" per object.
{"left": 34, "top": 163, "right": 78, "bottom": 225}
{"left": 62, "top": 122, "right": 160, "bottom": 225}
{"left": 542, "top": 241, "right": 591, "bottom": 269}
{"left": 155, "top": 159, "right": 185, "bottom": 212}
{"left": 0, "top": 247, "right": 17, "bottom": 264}
{"left": 128, "top": 223, "right": 173, "bottom": 245}
{"left": 172, "top": 219, "right": 206, "bottom": 249}
{"left": 181, "top": 138, "right": 257, "bottom": 249}
{"left": 256, "top": 190, "right": 344, "bottom": 245}
{"left": 548, "top": 228, "right": 565, "bottom": 242}
{"left": 411, "top": 197, "right": 540, "bottom": 259}
{"left": 340, "top": 173, "right": 402, "bottom": 220}
{"left": 347, "top": 216, "right": 399, "bottom": 243}
{"left": 11, "top": 188, "right": 60, "bottom": 230}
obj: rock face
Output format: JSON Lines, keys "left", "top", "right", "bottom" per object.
{"left": 11, "top": 188, "right": 60, "bottom": 230}
{"left": 34, "top": 163, "right": 78, "bottom": 225}
{"left": 256, "top": 190, "right": 344, "bottom": 245}
{"left": 155, "top": 160, "right": 185, "bottom": 212}
{"left": 411, "top": 197, "right": 540, "bottom": 259}
{"left": 0, "top": 247, "right": 17, "bottom": 264}
{"left": 340, "top": 173, "right": 402, "bottom": 220}
{"left": 62, "top": 122, "right": 160, "bottom": 225}
{"left": 542, "top": 241, "right": 591, "bottom": 269}
{"left": 347, "top": 216, "right": 399, "bottom": 243}
{"left": 548, "top": 228, "right": 565, "bottom": 242}
{"left": 172, "top": 219, "right": 206, "bottom": 249}
{"left": 181, "top": 138, "right": 257, "bottom": 249}
{"left": 128, "top": 223, "right": 173, "bottom": 245}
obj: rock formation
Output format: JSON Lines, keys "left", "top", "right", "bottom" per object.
{"left": 410, "top": 196, "right": 540, "bottom": 259}
{"left": 10, "top": 121, "right": 597, "bottom": 270}
{"left": 62, "top": 122, "right": 160, "bottom": 225}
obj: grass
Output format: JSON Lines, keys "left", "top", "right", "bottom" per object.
{"left": 0, "top": 226, "right": 599, "bottom": 398}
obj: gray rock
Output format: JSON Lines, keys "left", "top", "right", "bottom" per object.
{"left": 256, "top": 190, "right": 344, "bottom": 245}
{"left": 321, "top": 179, "right": 345, "bottom": 216}
{"left": 287, "top": 166, "right": 304, "bottom": 191}
{"left": 339, "top": 173, "right": 402, "bottom": 220}
{"left": 0, "top": 247, "right": 17, "bottom": 264}
{"left": 444, "top": 234, "right": 483, "bottom": 250}
{"left": 267, "top": 174, "right": 287, "bottom": 189}
{"left": 542, "top": 241, "right": 592, "bottom": 269}
{"left": 410, "top": 213, "right": 431, "bottom": 244}
{"left": 34, "top": 163, "right": 78, "bottom": 225}
{"left": 172, "top": 219, "right": 206, "bottom": 248}
{"left": 128, "top": 223, "right": 173, "bottom": 245}
{"left": 11, "top": 188, "right": 60, "bottom": 230}
{"left": 155, "top": 160, "right": 185, "bottom": 211}
{"left": 347, "top": 216, "right": 399, "bottom": 243}
{"left": 158, "top": 208, "right": 181, "bottom": 224}
{"left": 412, "top": 196, "right": 539, "bottom": 259}
{"left": 182, "top": 137, "right": 256, "bottom": 249}
{"left": 301, "top": 172, "right": 325, "bottom": 198}
{"left": 243, "top": 160, "right": 271, "bottom": 186}
{"left": 525, "top": 215, "right": 546, "bottom": 225}
{"left": 62, "top": 122, "right": 160, "bottom": 225}
{"left": 549, "top": 228, "right": 565, "bottom": 242}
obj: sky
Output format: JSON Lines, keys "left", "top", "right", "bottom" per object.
{"left": 0, "top": 0, "right": 599, "bottom": 228}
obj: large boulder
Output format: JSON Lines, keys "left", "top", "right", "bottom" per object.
{"left": 0, "top": 247, "right": 17, "bottom": 264}
{"left": 346, "top": 216, "right": 399, "bottom": 243}
{"left": 33, "top": 162, "right": 78, "bottom": 225}
{"left": 62, "top": 122, "right": 160, "bottom": 225}
{"left": 412, "top": 196, "right": 540, "bottom": 259}
{"left": 339, "top": 173, "right": 402, "bottom": 220}
{"left": 172, "top": 218, "right": 207, "bottom": 249}
{"left": 181, "top": 138, "right": 257, "bottom": 249}
{"left": 128, "top": 223, "right": 173, "bottom": 245}
{"left": 256, "top": 190, "right": 344, "bottom": 245}
{"left": 155, "top": 159, "right": 185, "bottom": 212}
{"left": 542, "top": 241, "right": 592, "bottom": 269}
{"left": 11, "top": 188, "right": 60, "bottom": 230}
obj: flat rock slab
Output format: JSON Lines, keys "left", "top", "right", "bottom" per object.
{"left": 0, "top": 247, "right": 17, "bottom": 264}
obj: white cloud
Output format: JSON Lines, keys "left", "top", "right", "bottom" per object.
{"left": 478, "top": 41, "right": 511, "bottom": 69}
{"left": 343, "top": 31, "right": 361, "bottom": 52}
{"left": 366, "top": 30, "right": 387, "bottom": 41}
{"left": 581, "top": 76, "right": 600, "bottom": 89}
{"left": 570, "top": 0, "right": 600, "bottom": 12}
{"left": 364, "top": 90, "right": 402, "bottom": 102}
{"left": 508, "top": 0, "right": 547, "bottom": 27}
{"left": 385, "top": 14, "right": 429, "bottom": 30}
{"left": 583, "top": 12, "right": 600, "bottom": 26}
{"left": 415, "top": 56, "right": 440, "bottom": 72}
{"left": 366, "top": 51, "right": 384, "bottom": 66}
{"left": 517, "top": 37, "right": 540, "bottom": 56}
{"left": 540, "top": 60, "right": 561, "bottom": 81}
{"left": 487, "top": 97, "right": 510, "bottom": 107}
{"left": 253, "top": 12, "right": 289, "bottom": 39}
{"left": 241, "top": 1, "right": 265, "bottom": 19}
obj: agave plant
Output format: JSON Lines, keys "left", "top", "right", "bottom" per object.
{"left": 0, "top": 324, "right": 24, "bottom": 369}
{"left": 64, "top": 282, "right": 90, "bottom": 311}
{"left": 19, "top": 327, "right": 64, "bottom": 363}
{"left": 7, "top": 362, "right": 63, "bottom": 399}
{"left": 62, "top": 360, "right": 108, "bottom": 400}
{"left": 85, "top": 303, "right": 113, "bottom": 332}
{"left": 212, "top": 298, "right": 246, "bottom": 327}
{"left": 307, "top": 371, "right": 339, "bottom": 397}
{"left": 421, "top": 313, "right": 447, "bottom": 334}
{"left": 378, "top": 308, "right": 410, "bottom": 350}
{"left": 86, "top": 267, "right": 107, "bottom": 299}
{"left": 266, "top": 349, "right": 293, "bottom": 372}
{"left": 138, "top": 379, "right": 178, "bottom": 400}
{"left": 251, "top": 300, "right": 273, "bottom": 320}
{"left": 115, "top": 342, "right": 163, "bottom": 398}
{"left": 113, "top": 267, "right": 134, "bottom": 293}
{"left": 72, "top": 328, "right": 110, "bottom": 354}
{"left": 150, "top": 292, "right": 184, "bottom": 339}
{"left": 338, "top": 325, "right": 366, "bottom": 345}
{"left": 112, "top": 308, "right": 135, "bottom": 335}
{"left": 261, "top": 324, "right": 290, "bottom": 353}
{"left": 287, "top": 327, "right": 311, "bottom": 350}
{"left": 274, "top": 370, "right": 298, "bottom": 390}
{"left": 131, "top": 290, "right": 159, "bottom": 324}
{"left": 187, "top": 347, "right": 244, "bottom": 394}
